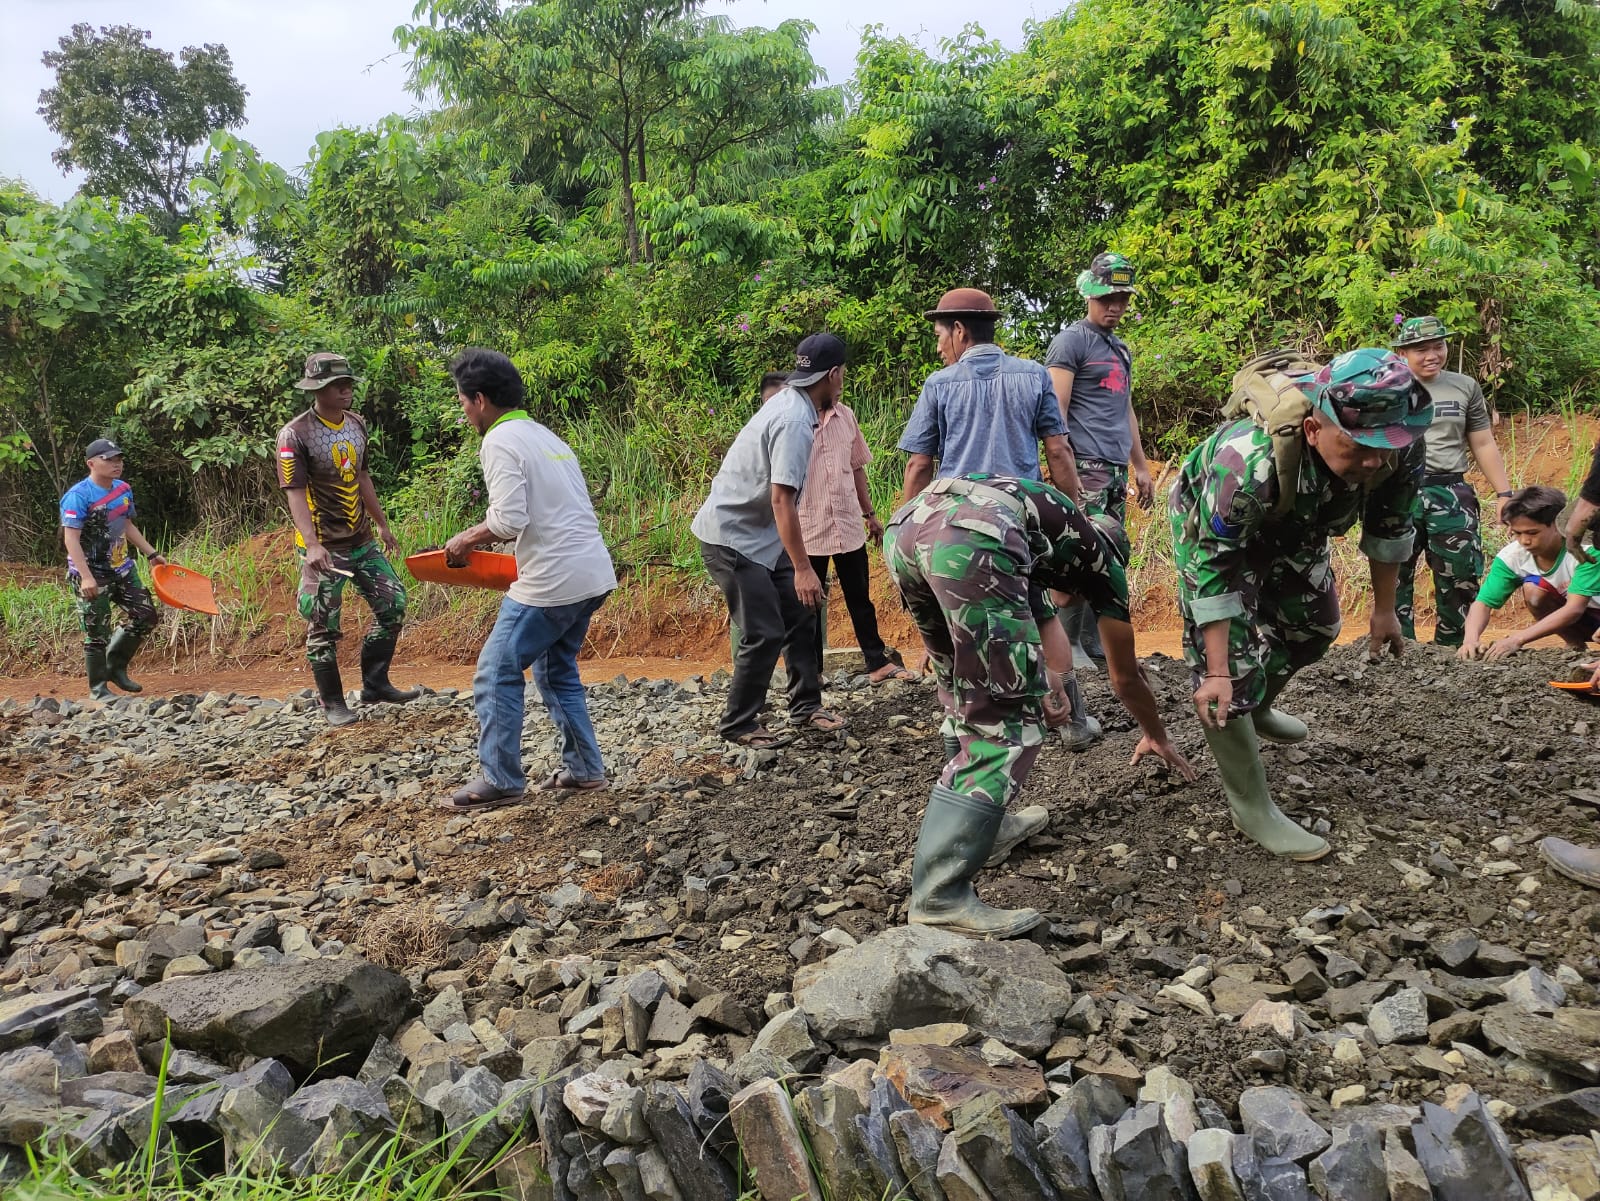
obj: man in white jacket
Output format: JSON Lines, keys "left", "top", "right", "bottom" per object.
{"left": 442, "top": 349, "right": 617, "bottom": 810}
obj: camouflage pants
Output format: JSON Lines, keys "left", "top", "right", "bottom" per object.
{"left": 73, "top": 570, "right": 159, "bottom": 653}
{"left": 884, "top": 508, "right": 1047, "bottom": 807}
{"left": 1173, "top": 530, "right": 1341, "bottom": 719}
{"left": 296, "top": 538, "right": 407, "bottom": 667}
{"left": 1396, "top": 479, "right": 1483, "bottom": 648}
{"left": 1076, "top": 458, "right": 1130, "bottom": 561}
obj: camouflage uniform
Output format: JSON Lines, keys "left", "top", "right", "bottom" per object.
{"left": 1170, "top": 418, "right": 1424, "bottom": 714}
{"left": 73, "top": 572, "right": 158, "bottom": 653}
{"left": 295, "top": 540, "right": 408, "bottom": 668}
{"left": 885, "top": 473, "right": 1129, "bottom": 806}
{"left": 1075, "top": 459, "right": 1131, "bottom": 561}
{"left": 1395, "top": 480, "right": 1483, "bottom": 647}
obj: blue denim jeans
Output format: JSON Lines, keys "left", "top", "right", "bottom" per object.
{"left": 474, "top": 592, "right": 609, "bottom": 790}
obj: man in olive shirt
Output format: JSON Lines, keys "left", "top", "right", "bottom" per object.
{"left": 1390, "top": 316, "right": 1514, "bottom": 647}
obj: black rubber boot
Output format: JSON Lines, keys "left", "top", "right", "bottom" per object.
{"left": 312, "top": 662, "right": 359, "bottom": 727}
{"left": 105, "top": 628, "right": 145, "bottom": 693}
{"left": 85, "top": 648, "right": 113, "bottom": 701}
{"left": 909, "top": 784, "right": 1042, "bottom": 938}
{"left": 942, "top": 733, "right": 960, "bottom": 761}
{"left": 360, "top": 636, "right": 420, "bottom": 704}
{"left": 1058, "top": 672, "right": 1103, "bottom": 751}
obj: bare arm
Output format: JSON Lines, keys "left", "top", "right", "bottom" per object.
{"left": 1042, "top": 435, "right": 1082, "bottom": 505}
{"left": 283, "top": 489, "right": 334, "bottom": 573}
{"left": 853, "top": 466, "right": 884, "bottom": 544}
{"left": 1456, "top": 601, "right": 1494, "bottom": 659}
{"left": 773, "top": 483, "right": 822, "bottom": 607}
{"left": 1568, "top": 497, "right": 1599, "bottom": 565}
{"left": 357, "top": 470, "right": 399, "bottom": 555}
{"left": 1487, "top": 591, "right": 1590, "bottom": 658}
{"left": 122, "top": 520, "right": 163, "bottom": 561}
{"left": 1466, "top": 427, "right": 1512, "bottom": 522}
{"left": 1194, "top": 619, "right": 1232, "bottom": 728}
{"left": 1101, "top": 618, "right": 1195, "bottom": 779}
{"left": 62, "top": 527, "right": 99, "bottom": 597}
{"left": 1047, "top": 367, "right": 1075, "bottom": 427}
{"left": 1127, "top": 396, "right": 1154, "bottom": 506}
{"left": 902, "top": 454, "right": 935, "bottom": 503}
{"left": 1367, "top": 559, "right": 1404, "bottom": 658}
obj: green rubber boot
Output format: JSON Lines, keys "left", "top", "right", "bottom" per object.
{"left": 985, "top": 805, "right": 1050, "bottom": 868}
{"left": 105, "top": 628, "right": 145, "bottom": 693}
{"left": 909, "top": 784, "right": 1042, "bottom": 938}
{"left": 1203, "top": 719, "right": 1329, "bottom": 861}
{"left": 1058, "top": 672, "right": 1103, "bottom": 751}
{"left": 85, "top": 648, "right": 113, "bottom": 701}
{"left": 1251, "top": 675, "right": 1307, "bottom": 745}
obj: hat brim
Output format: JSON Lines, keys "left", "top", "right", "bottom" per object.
{"left": 1078, "top": 283, "right": 1137, "bottom": 299}
{"left": 294, "top": 375, "right": 357, "bottom": 390}
{"left": 1391, "top": 331, "right": 1452, "bottom": 349}
{"left": 788, "top": 369, "right": 829, "bottom": 387}
{"left": 923, "top": 309, "right": 1001, "bottom": 321}
{"left": 1312, "top": 395, "right": 1432, "bottom": 449}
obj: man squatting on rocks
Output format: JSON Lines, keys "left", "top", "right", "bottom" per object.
{"left": 887, "top": 473, "right": 1195, "bottom": 938}
{"left": 898, "top": 287, "right": 1109, "bottom": 748}
{"left": 1046, "top": 252, "right": 1156, "bottom": 672}
{"left": 1172, "top": 348, "right": 1432, "bottom": 863}
{"left": 60, "top": 437, "right": 166, "bottom": 699}
{"left": 442, "top": 349, "right": 617, "bottom": 811}
{"left": 276, "top": 352, "right": 418, "bottom": 726}
{"left": 693, "top": 333, "right": 849, "bottom": 747}
{"left": 1390, "top": 315, "right": 1514, "bottom": 647}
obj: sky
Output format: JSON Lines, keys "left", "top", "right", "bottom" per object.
{"left": 3, "top": 0, "right": 1056, "bottom": 203}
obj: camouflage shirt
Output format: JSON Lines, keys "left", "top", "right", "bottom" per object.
{"left": 1171, "top": 418, "right": 1423, "bottom": 624}
{"left": 893, "top": 473, "right": 1131, "bottom": 622}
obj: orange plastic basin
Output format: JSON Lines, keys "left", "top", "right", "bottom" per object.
{"left": 405, "top": 550, "right": 518, "bottom": 591}
{"left": 1550, "top": 680, "right": 1599, "bottom": 694}
{"left": 151, "top": 563, "right": 221, "bottom": 615}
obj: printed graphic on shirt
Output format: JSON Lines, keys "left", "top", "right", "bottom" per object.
{"left": 59, "top": 478, "right": 135, "bottom": 578}
{"left": 276, "top": 409, "right": 371, "bottom": 548}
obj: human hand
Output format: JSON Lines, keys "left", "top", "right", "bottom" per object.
{"left": 794, "top": 565, "right": 824, "bottom": 609}
{"left": 1131, "top": 735, "right": 1197, "bottom": 781}
{"left": 377, "top": 523, "right": 400, "bottom": 557}
{"left": 443, "top": 532, "right": 475, "bottom": 567}
{"left": 1495, "top": 495, "right": 1511, "bottom": 525}
{"left": 78, "top": 576, "right": 101, "bottom": 600}
{"left": 1193, "top": 674, "right": 1233, "bottom": 728}
{"left": 1367, "top": 610, "right": 1405, "bottom": 660}
{"left": 1485, "top": 637, "right": 1522, "bottom": 661}
{"left": 1569, "top": 531, "right": 1594, "bottom": 566}
{"left": 1455, "top": 641, "right": 1483, "bottom": 662}
{"left": 303, "top": 543, "right": 335, "bottom": 576}
{"left": 866, "top": 514, "right": 885, "bottom": 546}
{"left": 1133, "top": 465, "right": 1154, "bottom": 508}
{"left": 1042, "top": 686, "right": 1072, "bottom": 729}
{"left": 1586, "top": 660, "right": 1600, "bottom": 692}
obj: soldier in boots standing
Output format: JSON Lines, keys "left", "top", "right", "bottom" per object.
{"left": 1390, "top": 316, "right": 1513, "bottom": 647}
{"left": 887, "top": 473, "right": 1193, "bottom": 939}
{"left": 1172, "top": 349, "right": 1431, "bottom": 862}
{"left": 60, "top": 438, "right": 164, "bottom": 699}
{"left": 276, "top": 352, "right": 417, "bottom": 725}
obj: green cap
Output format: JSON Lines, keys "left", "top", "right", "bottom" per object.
{"left": 1077, "top": 252, "right": 1137, "bottom": 299}
{"left": 1392, "top": 315, "right": 1453, "bottom": 349}
{"left": 1307, "top": 348, "right": 1433, "bottom": 449}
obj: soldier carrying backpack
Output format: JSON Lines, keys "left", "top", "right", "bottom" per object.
{"left": 1168, "top": 348, "right": 1432, "bottom": 862}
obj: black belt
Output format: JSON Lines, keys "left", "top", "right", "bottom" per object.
{"left": 1424, "top": 472, "right": 1465, "bottom": 486}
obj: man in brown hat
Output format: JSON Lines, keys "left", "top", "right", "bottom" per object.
{"left": 276, "top": 351, "right": 417, "bottom": 725}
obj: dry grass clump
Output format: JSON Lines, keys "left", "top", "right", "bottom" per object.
{"left": 361, "top": 906, "right": 452, "bottom": 971}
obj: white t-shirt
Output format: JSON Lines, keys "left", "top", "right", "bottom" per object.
{"left": 481, "top": 417, "right": 616, "bottom": 608}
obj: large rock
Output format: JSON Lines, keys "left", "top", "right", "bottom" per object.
{"left": 1411, "top": 1091, "right": 1531, "bottom": 1201}
{"left": 643, "top": 1080, "right": 737, "bottom": 1201}
{"left": 795, "top": 1076, "right": 876, "bottom": 1201}
{"left": 1514, "top": 1136, "right": 1600, "bottom": 1201}
{"left": 1238, "top": 1086, "right": 1331, "bottom": 1164}
{"left": 793, "top": 925, "right": 1073, "bottom": 1056}
{"left": 880, "top": 1042, "right": 1046, "bottom": 1130}
{"left": 889, "top": 1105, "right": 949, "bottom": 1201}
{"left": 1518, "top": 1087, "right": 1600, "bottom": 1137}
{"left": 285, "top": 1078, "right": 394, "bottom": 1175}
{"left": 955, "top": 1099, "right": 1061, "bottom": 1200}
{"left": 1035, "top": 1075, "right": 1128, "bottom": 1200}
{"left": 728, "top": 1077, "right": 822, "bottom": 1201}
{"left": 1187, "top": 1128, "right": 1243, "bottom": 1201}
{"left": 1089, "top": 1103, "right": 1196, "bottom": 1201}
{"left": 0, "top": 987, "right": 102, "bottom": 1051}
{"left": 1308, "top": 1122, "right": 1386, "bottom": 1201}
{"left": 1480, "top": 1005, "right": 1600, "bottom": 1084}
{"left": 123, "top": 956, "right": 412, "bottom": 1080}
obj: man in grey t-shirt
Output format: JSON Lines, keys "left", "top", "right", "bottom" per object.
{"left": 694, "top": 333, "right": 848, "bottom": 745}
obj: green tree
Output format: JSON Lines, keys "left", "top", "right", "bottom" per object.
{"left": 38, "top": 23, "right": 248, "bottom": 236}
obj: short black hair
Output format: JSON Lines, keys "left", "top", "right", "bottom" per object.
{"left": 760, "top": 372, "right": 788, "bottom": 394}
{"left": 450, "top": 348, "right": 525, "bottom": 410}
{"left": 935, "top": 315, "right": 997, "bottom": 344}
{"left": 1504, "top": 485, "right": 1566, "bottom": 527}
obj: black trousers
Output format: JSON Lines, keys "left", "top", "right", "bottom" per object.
{"left": 810, "top": 546, "right": 891, "bottom": 672}
{"left": 700, "top": 541, "right": 821, "bottom": 738}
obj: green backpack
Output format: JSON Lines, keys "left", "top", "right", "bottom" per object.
{"left": 1221, "top": 349, "right": 1322, "bottom": 514}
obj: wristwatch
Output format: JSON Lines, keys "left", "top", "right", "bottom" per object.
{"left": 1496, "top": 490, "right": 1513, "bottom": 498}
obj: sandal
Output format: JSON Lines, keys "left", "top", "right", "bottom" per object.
{"left": 727, "top": 727, "right": 794, "bottom": 749}
{"left": 869, "top": 664, "right": 916, "bottom": 684}
{"left": 438, "top": 778, "right": 526, "bottom": 812}
{"left": 804, "top": 709, "right": 847, "bottom": 732}
{"left": 537, "top": 770, "right": 609, "bottom": 792}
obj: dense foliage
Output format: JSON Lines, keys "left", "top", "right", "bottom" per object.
{"left": 5, "top": 0, "right": 1600, "bottom": 566}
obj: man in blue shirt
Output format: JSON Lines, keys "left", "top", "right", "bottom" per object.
{"left": 59, "top": 438, "right": 165, "bottom": 699}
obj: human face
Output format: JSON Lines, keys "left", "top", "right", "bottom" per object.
{"left": 1399, "top": 339, "right": 1447, "bottom": 383}
{"left": 1303, "top": 414, "right": 1396, "bottom": 487}
{"left": 1088, "top": 293, "right": 1131, "bottom": 330}
{"left": 934, "top": 321, "right": 968, "bottom": 366}
{"left": 316, "top": 380, "right": 356, "bottom": 413}
{"left": 87, "top": 454, "right": 124, "bottom": 486}
{"left": 458, "top": 391, "right": 493, "bottom": 436}
{"left": 1508, "top": 515, "right": 1563, "bottom": 558}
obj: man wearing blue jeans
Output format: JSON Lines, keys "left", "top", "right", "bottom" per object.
{"left": 442, "top": 349, "right": 617, "bottom": 810}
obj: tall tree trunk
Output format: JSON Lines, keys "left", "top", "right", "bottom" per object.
{"left": 618, "top": 148, "right": 639, "bottom": 265}
{"left": 636, "top": 133, "right": 653, "bottom": 264}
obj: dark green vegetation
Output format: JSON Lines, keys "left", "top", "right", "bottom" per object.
{"left": 5, "top": 0, "right": 1600, "bottom": 573}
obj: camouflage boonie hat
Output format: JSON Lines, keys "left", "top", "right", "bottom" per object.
{"left": 293, "top": 352, "right": 358, "bottom": 391}
{"left": 1307, "top": 348, "right": 1433, "bottom": 449}
{"left": 1392, "top": 315, "right": 1453, "bottom": 349}
{"left": 1077, "top": 252, "right": 1137, "bottom": 299}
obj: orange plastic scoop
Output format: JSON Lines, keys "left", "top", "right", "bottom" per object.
{"left": 405, "top": 549, "right": 517, "bottom": 591}
{"left": 151, "top": 563, "right": 221, "bottom": 616}
{"left": 1550, "top": 680, "right": 1599, "bottom": 693}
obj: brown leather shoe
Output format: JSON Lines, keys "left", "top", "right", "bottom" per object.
{"left": 1540, "top": 837, "right": 1600, "bottom": 889}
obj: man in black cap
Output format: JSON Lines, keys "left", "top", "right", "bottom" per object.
{"left": 60, "top": 438, "right": 165, "bottom": 698}
{"left": 693, "top": 333, "right": 848, "bottom": 746}
{"left": 276, "top": 351, "right": 417, "bottom": 725}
